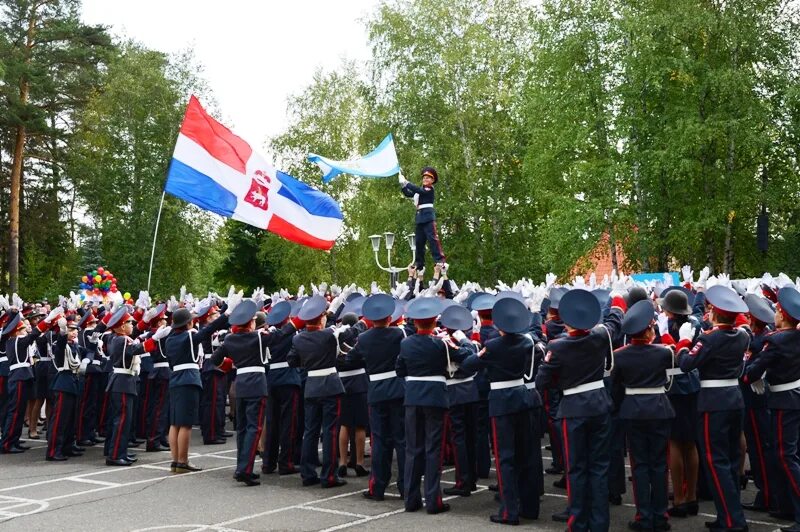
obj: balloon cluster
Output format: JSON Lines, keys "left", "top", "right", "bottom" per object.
{"left": 79, "top": 267, "right": 119, "bottom": 296}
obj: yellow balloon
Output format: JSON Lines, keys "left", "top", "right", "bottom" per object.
{"left": 94, "top": 275, "right": 102, "bottom": 283}
{"left": 123, "top": 292, "right": 131, "bottom": 300}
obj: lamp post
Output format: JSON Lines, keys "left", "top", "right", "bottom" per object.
{"left": 368, "top": 232, "right": 416, "bottom": 288}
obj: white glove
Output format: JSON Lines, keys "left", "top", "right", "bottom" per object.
{"left": 678, "top": 322, "right": 695, "bottom": 342}
{"left": 370, "top": 281, "right": 381, "bottom": 295}
{"left": 573, "top": 275, "right": 586, "bottom": 288}
{"left": 135, "top": 291, "right": 151, "bottom": 310}
{"left": 296, "top": 285, "right": 305, "bottom": 298}
{"left": 545, "top": 273, "right": 557, "bottom": 288}
{"left": 452, "top": 330, "right": 467, "bottom": 342}
{"left": 588, "top": 273, "right": 597, "bottom": 289}
{"left": 328, "top": 293, "right": 346, "bottom": 315}
{"left": 696, "top": 266, "right": 710, "bottom": 289}
{"left": 750, "top": 379, "right": 766, "bottom": 395}
{"left": 44, "top": 306, "right": 64, "bottom": 324}
{"left": 152, "top": 325, "right": 172, "bottom": 341}
{"left": 131, "top": 355, "right": 141, "bottom": 376}
{"left": 776, "top": 273, "right": 794, "bottom": 288}
{"left": 681, "top": 266, "right": 694, "bottom": 284}
{"left": 663, "top": 272, "right": 674, "bottom": 287}
{"left": 717, "top": 273, "right": 731, "bottom": 288}
{"left": 142, "top": 307, "right": 159, "bottom": 323}
{"left": 78, "top": 359, "right": 89, "bottom": 375}
{"left": 398, "top": 172, "right": 407, "bottom": 185}
{"left": 57, "top": 317, "right": 68, "bottom": 334}
{"left": 225, "top": 291, "right": 244, "bottom": 315}
{"left": 656, "top": 314, "right": 669, "bottom": 337}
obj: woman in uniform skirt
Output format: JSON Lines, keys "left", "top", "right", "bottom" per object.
{"left": 164, "top": 307, "right": 228, "bottom": 473}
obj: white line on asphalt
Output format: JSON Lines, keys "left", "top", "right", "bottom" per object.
{"left": 65, "top": 477, "right": 121, "bottom": 487}
{"left": 139, "top": 465, "right": 173, "bottom": 471}
{"left": 300, "top": 506, "right": 369, "bottom": 518}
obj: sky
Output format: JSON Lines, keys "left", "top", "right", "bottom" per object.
{"left": 81, "top": 0, "right": 379, "bottom": 149}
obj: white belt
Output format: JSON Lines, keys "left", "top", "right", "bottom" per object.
{"left": 416, "top": 203, "right": 434, "bottom": 210}
{"left": 92, "top": 360, "right": 102, "bottom": 365}
{"left": 603, "top": 369, "right": 611, "bottom": 378}
{"left": 490, "top": 378, "right": 524, "bottom": 390}
{"left": 0, "top": 356, "right": 8, "bottom": 363}
{"left": 38, "top": 357, "right": 52, "bottom": 362}
{"left": 666, "top": 368, "right": 684, "bottom": 376}
{"left": 338, "top": 368, "right": 366, "bottom": 378}
{"left": 563, "top": 380, "right": 605, "bottom": 396}
{"left": 113, "top": 368, "right": 135, "bottom": 375}
{"left": 525, "top": 382, "right": 536, "bottom": 390}
{"left": 626, "top": 387, "right": 666, "bottom": 395}
{"left": 308, "top": 367, "right": 337, "bottom": 377}
{"left": 447, "top": 376, "right": 475, "bottom": 386}
{"left": 270, "top": 361, "right": 289, "bottom": 369}
{"left": 238, "top": 366, "right": 266, "bottom": 375}
{"left": 700, "top": 379, "right": 738, "bottom": 388}
{"left": 204, "top": 354, "right": 213, "bottom": 359}
{"left": 173, "top": 363, "right": 198, "bottom": 372}
{"left": 769, "top": 378, "right": 800, "bottom": 393}
{"left": 10, "top": 362, "right": 31, "bottom": 370}
{"left": 370, "top": 370, "right": 398, "bottom": 382}
{"left": 153, "top": 362, "right": 170, "bottom": 369}
{"left": 407, "top": 375, "right": 446, "bottom": 383}
{"left": 139, "top": 353, "right": 150, "bottom": 358}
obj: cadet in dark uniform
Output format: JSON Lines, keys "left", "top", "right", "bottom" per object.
{"left": 287, "top": 295, "right": 364, "bottom": 488}
{"left": 198, "top": 303, "right": 230, "bottom": 444}
{"left": 535, "top": 288, "right": 625, "bottom": 531}
{"left": 440, "top": 303, "right": 480, "bottom": 497}
{"left": 472, "top": 292, "right": 496, "bottom": 480}
{"left": 399, "top": 167, "right": 445, "bottom": 272}
{"left": 104, "top": 307, "right": 168, "bottom": 466}
{"left": 543, "top": 287, "right": 568, "bottom": 482}
{"left": 0, "top": 312, "right": 9, "bottom": 430}
{"left": 143, "top": 305, "right": 171, "bottom": 452}
{"left": 742, "top": 286, "right": 800, "bottom": 532}
{"left": 165, "top": 307, "right": 228, "bottom": 473}
{"left": 47, "top": 315, "right": 82, "bottom": 461}
{"left": 676, "top": 285, "right": 749, "bottom": 532}
{"left": 210, "top": 299, "right": 295, "bottom": 486}
{"left": 740, "top": 294, "right": 779, "bottom": 514}
{"left": 396, "top": 297, "right": 472, "bottom": 514}
{"left": 76, "top": 311, "right": 103, "bottom": 446}
{"left": 462, "top": 297, "right": 538, "bottom": 525}
{"left": 1, "top": 307, "right": 62, "bottom": 453}
{"left": 611, "top": 300, "right": 675, "bottom": 531}
{"left": 345, "top": 294, "right": 407, "bottom": 501}
{"left": 263, "top": 300, "right": 302, "bottom": 475}
{"left": 32, "top": 315, "right": 56, "bottom": 439}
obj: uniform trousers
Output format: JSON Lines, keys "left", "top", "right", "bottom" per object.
{"left": 200, "top": 371, "right": 227, "bottom": 442}
{"left": 1, "top": 379, "right": 31, "bottom": 451}
{"left": 562, "top": 413, "right": 612, "bottom": 532}
{"left": 773, "top": 409, "right": 800, "bottom": 527}
{"left": 135, "top": 374, "right": 150, "bottom": 439}
{"left": 608, "top": 413, "right": 627, "bottom": 499}
{"left": 413, "top": 220, "right": 445, "bottom": 270}
{"left": 544, "top": 388, "right": 565, "bottom": 471}
{"left": 264, "top": 385, "right": 301, "bottom": 472}
{"left": 235, "top": 396, "right": 266, "bottom": 476}
{"left": 491, "top": 409, "right": 539, "bottom": 521}
{"left": 404, "top": 405, "right": 447, "bottom": 511}
{"left": 47, "top": 391, "right": 76, "bottom": 459}
{"left": 105, "top": 391, "right": 134, "bottom": 461}
{"left": 300, "top": 395, "right": 341, "bottom": 486}
{"left": 476, "top": 399, "right": 491, "bottom": 478}
{"left": 367, "top": 398, "right": 405, "bottom": 498}
{"left": 77, "top": 373, "right": 102, "bottom": 442}
{"left": 530, "top": 406, "right": 545, "bottom": 495}
{"left": 448, "top": 402, "right": 477, "bottom": 490}
{"left": 697, "top": 410, "right": 746, "bottom": 529}
{"left": 743, "top": 406, "right": 778, "bottom": 511}
{"left": 627, "top": 419, "right": 670, "bottom": 529}
{"left": 0, "top": 376, "right": 7, "bottom": 438}
{"left": 145, "top": 378, "right": 169, "bottom": 446}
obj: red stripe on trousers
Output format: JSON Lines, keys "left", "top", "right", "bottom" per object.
{"left": 778, "top": 411, "right": 800, "bottom": 496}
{"left": 562, "top": 418, "right": 574, "bottom": 532}
{"left": 491, "top": 417, "right": 508, "bottom": 521}
{"left": 48, "top": 392, "right": 64, "bottom": 458}
{"left": 329, "top": 398, "right": 341, "bottom": 484}
{"left": 703, "top": 412, "right": 732, "bottom": 528}
{"left": 77, "top": 374, "right": 91, "bottom": 439}
{"left": 748, "top": 409, "right": 770, "bottom": 505}
{"left": 112, "top": 394, "right": 127, "bottom": 460}
{"left": 431, "top": 221, "right": 445, "bottom": 260}
{"left": 4, "top": 383, "right": 24, "bottom": 451}
{"left": 246, "top": 397, "right": 267, "bottom": 475}
{"left": 150, "top": 381, "right": 166, "bottom": 440}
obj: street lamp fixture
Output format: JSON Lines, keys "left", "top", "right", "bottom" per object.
{"left": 368, "top": 232, "right": 416, "bottom": 288}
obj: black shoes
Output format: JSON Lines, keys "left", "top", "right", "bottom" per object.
{"left": 1, "top": 447, "right": 25, "bottom": 454}
{"left": 552, "top": 476, "right": 567, "bottom": 489}
{"left": 354, "top": 464, "right": 370, "bottom": 477}
{"left": 146, "top": 444, "right": 169, "bottom": 452}
{"left": 321, "top": 479, "right": 347, "bottom": 488}
{"left": 234, "top": 472, "right": 260, "bottom": 486}
{"left": 204, "top": 439, "right": 226, "bottom": 445}
{"left": 362, "top": 491, "right": 384, "bottom": 501}
{"left": 443, "top": 486, "right": 471, "bottom": 497}
{"left": 106, "top": 458, "right": 133, "bottom": 466}
{"left": 302, "top": 477, "right": 321, "bottom": 487}
{"left": 609, "top": 494, "right": 622, "bottom": 505}
{"left": 427, "top": 503, "right": 450, "bottom": 515}
{"left": 279, "top": 467, "right": 299, "bottom": 475}
{"left": 337, "top": 465, "right": 348, "bottom": 477}
{"left": 490, "top": 515, "right": 519, "bottom": 525}
{"left": 552, "top": 509, "right": 569, "bottom": 522}
{"left": 46, "top": 455, "right": 68, "bottom": 462}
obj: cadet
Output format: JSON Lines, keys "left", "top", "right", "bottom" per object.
{"left": 76, "top": 310, "right": 104, "bottom": 446}
{"left": 197, "top": 303, "right": 231, "bottom": 445}
{"left": 344, "top": 293, "right": 407, "bottom": 501}
{"left": 143, "top": 304, "right": 171, "bottom": 452}
{"left": 262, "top": 300, "right": 302, "bottom": 475}
{"left": 462, "top": 297, "right": 539, "bottom": 525}
{"left": 543, "top": 287, "right": 568, "bottom": 483}
{"left": 676, "top": 285, "right": 749, "bottom": 532}
{"left": 471, "top": 292, "right": 497, "bottom": 480}
{"left": 47, "top": 315, "right": 83, "bottom": 461}
{"left": 211, "top": 298, "right": 295, "bottom": 485}
{"left": 104, "top": 307, "right": 169, "bottom": 466}
{"left": 0, "top": 312, "right": 8, "bottom": 430}
{"left": 742, "top": 286, "right": 800, "bottom": 532}
{"left": 535, "top": 288, "right": 625, "bottom": 531}
{"left": 399, "top": 167, "right": 446, "bottom": 272}
{"left": 32, "top": 309, "right": 56, "bottom": 439}
{"left": 611, "top": 300, "right": 675, "bottom": 532}
{"left": 1, "top": 306, "right": 63, "bottom": 453}
{"left": 395, "top": 297, "right": 472, "bottom": 515}
{"left": 287, "top": 295, "right": 364, "bottom": 488}
{"left": 164, "top": 306, "right": 228, "bottom": 473}
{"left": 440, "top": 303, "right": 480, "bottom": 497}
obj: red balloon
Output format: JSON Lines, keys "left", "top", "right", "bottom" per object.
{"left": 111, "top": 287, "right": 118, "bottom": 293}
{"left": 97, "top": 267, "right": 105, "bottom": 274}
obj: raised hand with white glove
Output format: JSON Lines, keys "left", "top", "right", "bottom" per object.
{"left": 681, "top": 265, "right": 694, "bottom": 285}
{"left": 44, "top": 306, "right": 64, "bottom": 324}
{"left": 545, "top": 273, "right": 557, "bottom": 288}
{"left": 225, "top": 290, "right": 244, "bottom": 316}
{"left": 135, "top": 290, "right": 151, "bottom": 310}
{"left": 152, "top": 325, "right": 172, "bottom": 342}
{"left": 656, "top": 314, "right": 670, "bottom": 337}
{"left": 678, "top": 322, "right": 695, "bottom": 343}
{"left": 57, "top": 317, "right": 68, "bottom": 335}
{"left": 451, "top": 329, "right": 467, "bottom": 343}
{"left": 696, "top": 267, "right": 710, "bottom": 290}
{"left": 398, "top": 172, "right": 408, "bottom": 185}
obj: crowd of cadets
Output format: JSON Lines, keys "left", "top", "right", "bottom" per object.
{"left": 2, "top": 269, "right": 800, "bottom": 532}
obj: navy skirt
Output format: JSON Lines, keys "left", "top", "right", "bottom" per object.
{"left": 668, "top": 393, "right": 698, "bottom": 442}
{"left": 340, "top": 392, "right": 368, "bottom": 428}
{"left": 170, "top": 385, "right": 200, "bottom": 427}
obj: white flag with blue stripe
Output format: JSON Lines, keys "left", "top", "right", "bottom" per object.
{"left": 307, "top": 133, "right": 400, "bottom": 183}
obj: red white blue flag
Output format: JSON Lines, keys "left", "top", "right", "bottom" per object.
{"left": 165, "top": 96, "right": 343, "bottom": 250}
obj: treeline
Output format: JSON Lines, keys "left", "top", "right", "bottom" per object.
{"left": 2, "top": 0, "right": 800, "bottom": 299}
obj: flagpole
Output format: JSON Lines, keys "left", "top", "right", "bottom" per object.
{"left": 147, "top": 190, "right": 166, "bottom": 292}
